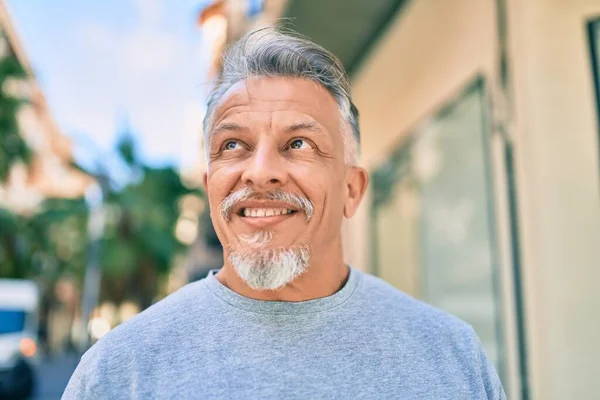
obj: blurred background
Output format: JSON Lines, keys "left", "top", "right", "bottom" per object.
{"left": 0, "top": 0, "right": 599, "bottom": 399}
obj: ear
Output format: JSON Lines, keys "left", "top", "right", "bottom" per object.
{"left": 343, "top": 166, "right": 369, "bottom": 218}
{"left": 202, "top": 172, "right": 208, "bottom": 192}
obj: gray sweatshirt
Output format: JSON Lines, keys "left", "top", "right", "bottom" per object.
{"left": 63, "top": 268, "right": 506, "bottom": 399}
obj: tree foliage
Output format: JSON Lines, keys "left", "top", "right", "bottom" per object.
{"left": 0, "top": 131, "right": 203, "bottom": 308}
{"left": 0, "top": 197, "right": 88, "bottom": 281}
{"left": 0, "top": 28, "right": 202, "bottom": 312}
{"left": 0, "top": 30, "right": 31, "bottom": 182}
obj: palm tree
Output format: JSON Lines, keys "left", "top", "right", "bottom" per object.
{"left": 92, "top": 131, "right": 203, "bottom": 309}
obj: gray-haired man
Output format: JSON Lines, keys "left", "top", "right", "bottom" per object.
{"left": 64, "top": 28, "right": 506, "bottom": 399}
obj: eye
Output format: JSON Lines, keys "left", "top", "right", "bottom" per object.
{"left": 223, "top": 140, "right": 240, "bottom": 151}
{"left": 288, "top": 139, "right": 312, "bottom": 150}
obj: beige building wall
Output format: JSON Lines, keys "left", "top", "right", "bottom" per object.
{"left": 505, "top": 0, "right": 600, "bottom": 398}
{"left": 343, "top": 0, "right": 499, "bottom": 271}
{"left": 352, "top": 0, "right": 498, "bottom": 168}
{"left": 346, "top": 0, "right": 600, "bottom": 398}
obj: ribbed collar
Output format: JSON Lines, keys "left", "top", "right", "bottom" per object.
{"left": 204, "top": 267, "right": 361, "bottom": 315}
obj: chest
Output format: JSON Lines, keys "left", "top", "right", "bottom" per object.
{"left": 119, "top": 330, "right": 474, "bottom": 400}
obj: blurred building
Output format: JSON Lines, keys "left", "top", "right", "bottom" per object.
{"left": 201, "top": 0, "right": 600, "bottom": 399}
{"left": 0, "top": 1, "right": 91, "bottom": 215}
{"left": 1, "top": 0, "right": 93, "bottom": 357}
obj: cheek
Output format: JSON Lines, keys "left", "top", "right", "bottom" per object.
{"left": 291, "top": 164, "right": 342, "bottom": 213}
{"left": 206, "top": 168, "right": 239, "bottom": 211}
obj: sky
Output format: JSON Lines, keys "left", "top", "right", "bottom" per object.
{"left": 6, "top": 0, "right": 214, "bottom": 170}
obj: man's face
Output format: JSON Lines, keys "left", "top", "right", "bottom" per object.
{"left": 203, "top": 77, "right": 365, "bottom": 289}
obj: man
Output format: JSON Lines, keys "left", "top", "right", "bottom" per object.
{"left": 64, "top": 28, "right": 506, "bottom": 399}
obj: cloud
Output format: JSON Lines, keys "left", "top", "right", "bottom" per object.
{"left": 61, "top": 0, "right": 206, "bottom": 166}
{"left": 134, "top": 0, "right": 163, "bottom": 26}
{"left": 82, "top": 0, "right": 185, "bottom": 79}
{"left": 123, "top": 30, "right": 183, "bottom": 77}
{"left": 83, "top": 24, "right": 114, "bottom": 52}
{"left": 123, "top": 0, "right": 185, "bottom": 77}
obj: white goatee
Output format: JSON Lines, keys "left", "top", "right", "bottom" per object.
{"left": 229, "top": 231, "right": 311, "bottom": 291}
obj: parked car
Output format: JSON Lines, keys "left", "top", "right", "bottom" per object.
{"left": 0, "top": 279, "right": 39, "bottom": 399}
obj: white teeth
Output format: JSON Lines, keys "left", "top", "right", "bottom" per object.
{"left": 242, "top": 208, "right": 294, "bottom": 217}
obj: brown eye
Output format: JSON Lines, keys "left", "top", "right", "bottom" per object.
{"left": 289, "top": 139, "right": 311, "bottom": 150}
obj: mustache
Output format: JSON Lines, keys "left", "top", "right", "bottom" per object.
{"left": 220, "top": 187, "right": 314, "bottom": 222}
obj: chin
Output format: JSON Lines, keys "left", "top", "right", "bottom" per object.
{"left": 227, "top": 244, "right": 311, "bottom": 291}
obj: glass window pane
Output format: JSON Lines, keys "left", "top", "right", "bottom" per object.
{"left": 372, "top": 80, "right": 504, "bottom": 377}
{"left": 587, "top": 19, "right": 600, "bottom": 177}
{"left": 0, "top": 309, "right": 26, "bottom": 334}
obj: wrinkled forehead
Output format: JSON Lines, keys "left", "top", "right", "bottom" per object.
{"left": 208, "top": 77, "right": 343, "bottom": 137}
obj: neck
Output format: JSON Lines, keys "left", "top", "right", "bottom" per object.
{"left": 216, "top": 238, "right": 349, "bottom": 301}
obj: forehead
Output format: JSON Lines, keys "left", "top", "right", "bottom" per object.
{"left": 211, "top": 77, "right": 341, "bottom": 130}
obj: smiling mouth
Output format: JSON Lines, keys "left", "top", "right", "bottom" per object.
{"left": 238, "top": 207, "right": 299, "bottom": 218}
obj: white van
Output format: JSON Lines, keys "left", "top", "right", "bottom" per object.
{"left": 0, "top": 279, "right": 39, "bottom": 398}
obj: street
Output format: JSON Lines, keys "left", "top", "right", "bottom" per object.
{"left": 32, "top": 353, "right": 79, "bottom": 400}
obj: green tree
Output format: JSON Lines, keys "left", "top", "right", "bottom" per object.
{"left": 0, "top": 196, "right": 88, "bottom": 280}
{"left": 1, "top": 130, "right": 202, "bottom": 311}
{"left": 0, "top": 28, "right": 35, "bottom": 279}
{"left": 0, "top": 29, "right": 31, "bottom": 182}
{"left": 94, "top": 133, "right": 202, "bottom": 308}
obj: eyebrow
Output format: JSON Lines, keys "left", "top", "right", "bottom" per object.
{"left": 211, "top": 120, "right": 327, "bottom": 139}
{"left": 212, "top": 122, "right": 248, "bottom": 137}
{"left": 285, "top": 121, "right": 327, "bottom": 135}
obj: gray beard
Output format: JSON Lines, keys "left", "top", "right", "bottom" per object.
{"left": 228, "top": 245, "right": 311, "bottom": 291}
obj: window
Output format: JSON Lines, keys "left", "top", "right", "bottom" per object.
{"left": 371, "top": 79, "right": 505, "bottom": 379}
{"left": 587, "top": 19, "right": 600, "bottom": 176}
{"left": 0, "top": 309, "right": 26, "bottom": 334}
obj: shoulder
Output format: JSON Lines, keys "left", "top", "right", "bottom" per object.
{"left": 354, "top": 271, "right": 505, "bottom": 398}
{"left": 101, "top": 278, "right": 211, "bottom": 344}
{"left": 354, "top": 271, "right": 481, "bottom": 358}
{"left": 356, "top": 271, "right": 471, "bottom": 332}
{"left": 63, "top": 279, "right": 213, "bottom": 397}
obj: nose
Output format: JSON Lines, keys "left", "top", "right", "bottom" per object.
{"left": 241, "top": 141, "right": 288, "bottom": 190}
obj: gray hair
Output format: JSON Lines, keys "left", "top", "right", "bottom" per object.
{"left": 203, "top": 27, "right": 360, "bottom": 165}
